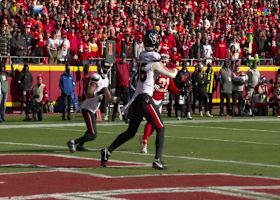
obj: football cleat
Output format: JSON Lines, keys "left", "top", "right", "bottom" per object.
{"left": 152, "top": 159, "right": 167, "bottom": 170}
{"left": 187, "top": 112, "right": 193, "bottom": 120}
{"left": 103, "top": 115, "right": 109, "bottom": 121}
{"left": 206, "top": 111, "right": 213, "bottom": 118}
{"left": 119, "top": 114, "right": 123, "bottom": 121}
{"left": 67, "top": 140, "right": 76, "bottom": 153}
{"left": 101, "top": 148, "right": 110, "bottom": 167}
{"left": 139, "top": 136, "right": 148, "bottom": 154}
{"left": 140, "top": 143, "right": 148, "bottom": 154}
{"left": 76, "top": 145, "right": 88, "bottom": 151}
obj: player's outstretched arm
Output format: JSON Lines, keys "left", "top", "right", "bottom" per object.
{"left": 104, "top": 88, "right": 119, "bottom": 103}
{"left": 152, "top": 62, "right": 178, "bottom": 78}
{"left": 86, "top": 82, "right": 98, "bottom": 98}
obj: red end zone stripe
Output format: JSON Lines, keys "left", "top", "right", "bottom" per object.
{"left": 0, "top": 155, "right": 144, "bottom": 168}
{"left": 1, "top": 171, "right": 280, "bottom": 198}
{"left": 114, "top": 192, "right": 248, "bottom": 200}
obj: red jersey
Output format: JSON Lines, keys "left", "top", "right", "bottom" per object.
{"left": 215, "top": 41, "right": 227, "bottom": 59}
{"left": 153, "top": 74, "right": 170, "bottom": 101}
{"left": 170, "top": 52, "right": 182, "bottom": 64}
{"left": 116, "top": 62, "right": 130, "bottom": 87}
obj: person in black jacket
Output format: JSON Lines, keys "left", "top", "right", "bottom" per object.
{"left": 193, "top": 63, "right": 213, "bottom": 117}
{"left": 173, "top": 61, "right": 192, "bottom": 120}
{"left": 18, "top": 63, "right": 33, "bottom": 120}
{"left": 205, "top": 63, "right": 218, "bottom": 114}
{"left": 189, "top": 38, "right": 204, "bottom": 60}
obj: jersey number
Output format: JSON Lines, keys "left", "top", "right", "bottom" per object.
{"left": 157, "top": 77, "right": 170, "bottom": 92}
{"left": 138, "top": 63, "right": 147, "bottom": 82}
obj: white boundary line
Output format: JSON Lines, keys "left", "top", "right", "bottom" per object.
{"left": 0, "top": 117, "right": 279, "bottom": 129}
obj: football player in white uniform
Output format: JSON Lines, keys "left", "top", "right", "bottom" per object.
{"left": 67, "top": 73, "right": 118, "bottom": 152}
{"left": 100, "top": 30, "right": 178, "bottom": 170}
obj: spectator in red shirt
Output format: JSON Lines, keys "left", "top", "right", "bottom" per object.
{"left": 215, "top": 35, "right": 228, "bottom": 65}
{"left": 170, "top": 47, "right": 182, "bottom": 66}
{"left": 78, "top": 35, "right": 90, "bottom": 66}
{"left": 162, "top": 29, "right": 176, "bottom": 50}
{"left": 32, "top": 32, "right": 47, "bottom": 63}
{"left": 177, "top": 34, "right": 190, "bottom": 59}
{"left": 67, "top": 26, "right": 79, "bottom": 63}
{"left": 112, "top": 53, "right": 130, "bottom": 122}
{"left": 158, "top": 37, "right": 170, "bottom": 53}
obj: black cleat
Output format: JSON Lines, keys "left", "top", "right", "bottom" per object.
{"left": 67, "top": 140, "right": 76, "bottom": 153}
{"left": 152, "top": 159, "right": 167, "bottom": 170}
{"left": 100, "top": 148, "right": 110, "bottom": 167}
{"left": 76, "top": 145, "right": 88, "bottom": 151}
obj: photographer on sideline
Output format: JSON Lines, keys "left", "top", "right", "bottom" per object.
{"left": 28, "top": 74, "right": 48, "bottom": 121}
{"left": 18, "top": 63, "right": 33, "bottom": 121}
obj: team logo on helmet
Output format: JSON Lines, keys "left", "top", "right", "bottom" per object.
{"left": 145, "top": 29, "right": 159, "bottom": 49}
{"left": 149, "top": 32, "right": 158, "bottom": 45}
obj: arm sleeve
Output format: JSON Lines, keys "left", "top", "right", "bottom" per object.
{"left": 152, "top": 62, "right": 178, "bottom": 78}
{"left": 42, "top": 86, "right": 48, "bottom": 104}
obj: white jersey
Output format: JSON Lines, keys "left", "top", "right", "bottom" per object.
{"left": 203, "top": 44, "right": 213, "bottom": 59}
{"left": 136, "top": 50, "right": 161, "bottom": 96}
{"left": 81, "top": 74, "right": 109, "bottom": 113}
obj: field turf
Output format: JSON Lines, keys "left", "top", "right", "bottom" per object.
{"left": 0, "top": 113, "right": 279, "bottom": 178}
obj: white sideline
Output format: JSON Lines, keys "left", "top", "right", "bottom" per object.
{"left": 0, "top": 117, "right": 279, "bottom": 129}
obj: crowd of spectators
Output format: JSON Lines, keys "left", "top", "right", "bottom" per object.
{"left": 0, "top": 0, "right": 280, "bottom": 65}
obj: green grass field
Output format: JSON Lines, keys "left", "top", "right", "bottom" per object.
{"left": 0, "top": 114, "right": 279, "bottom": 178}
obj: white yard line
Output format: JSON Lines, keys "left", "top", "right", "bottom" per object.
{"left": 40, "top": 126, "right": 280, "bottom": 146}
{"left": 1, "top": 142, "right": 280, "bottom": 169}
{"left": 168, "top": 124, "right": 280, "bottom": 133}
{"left": 0, "top": 142, "right": 66, "bottom": 149}
{"left": 165, "top": 135, "right": 280, "bottom": 146}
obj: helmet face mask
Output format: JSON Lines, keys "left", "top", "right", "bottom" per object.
{"left": 144, "top": 29, "right": 160, "bottom": 50}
